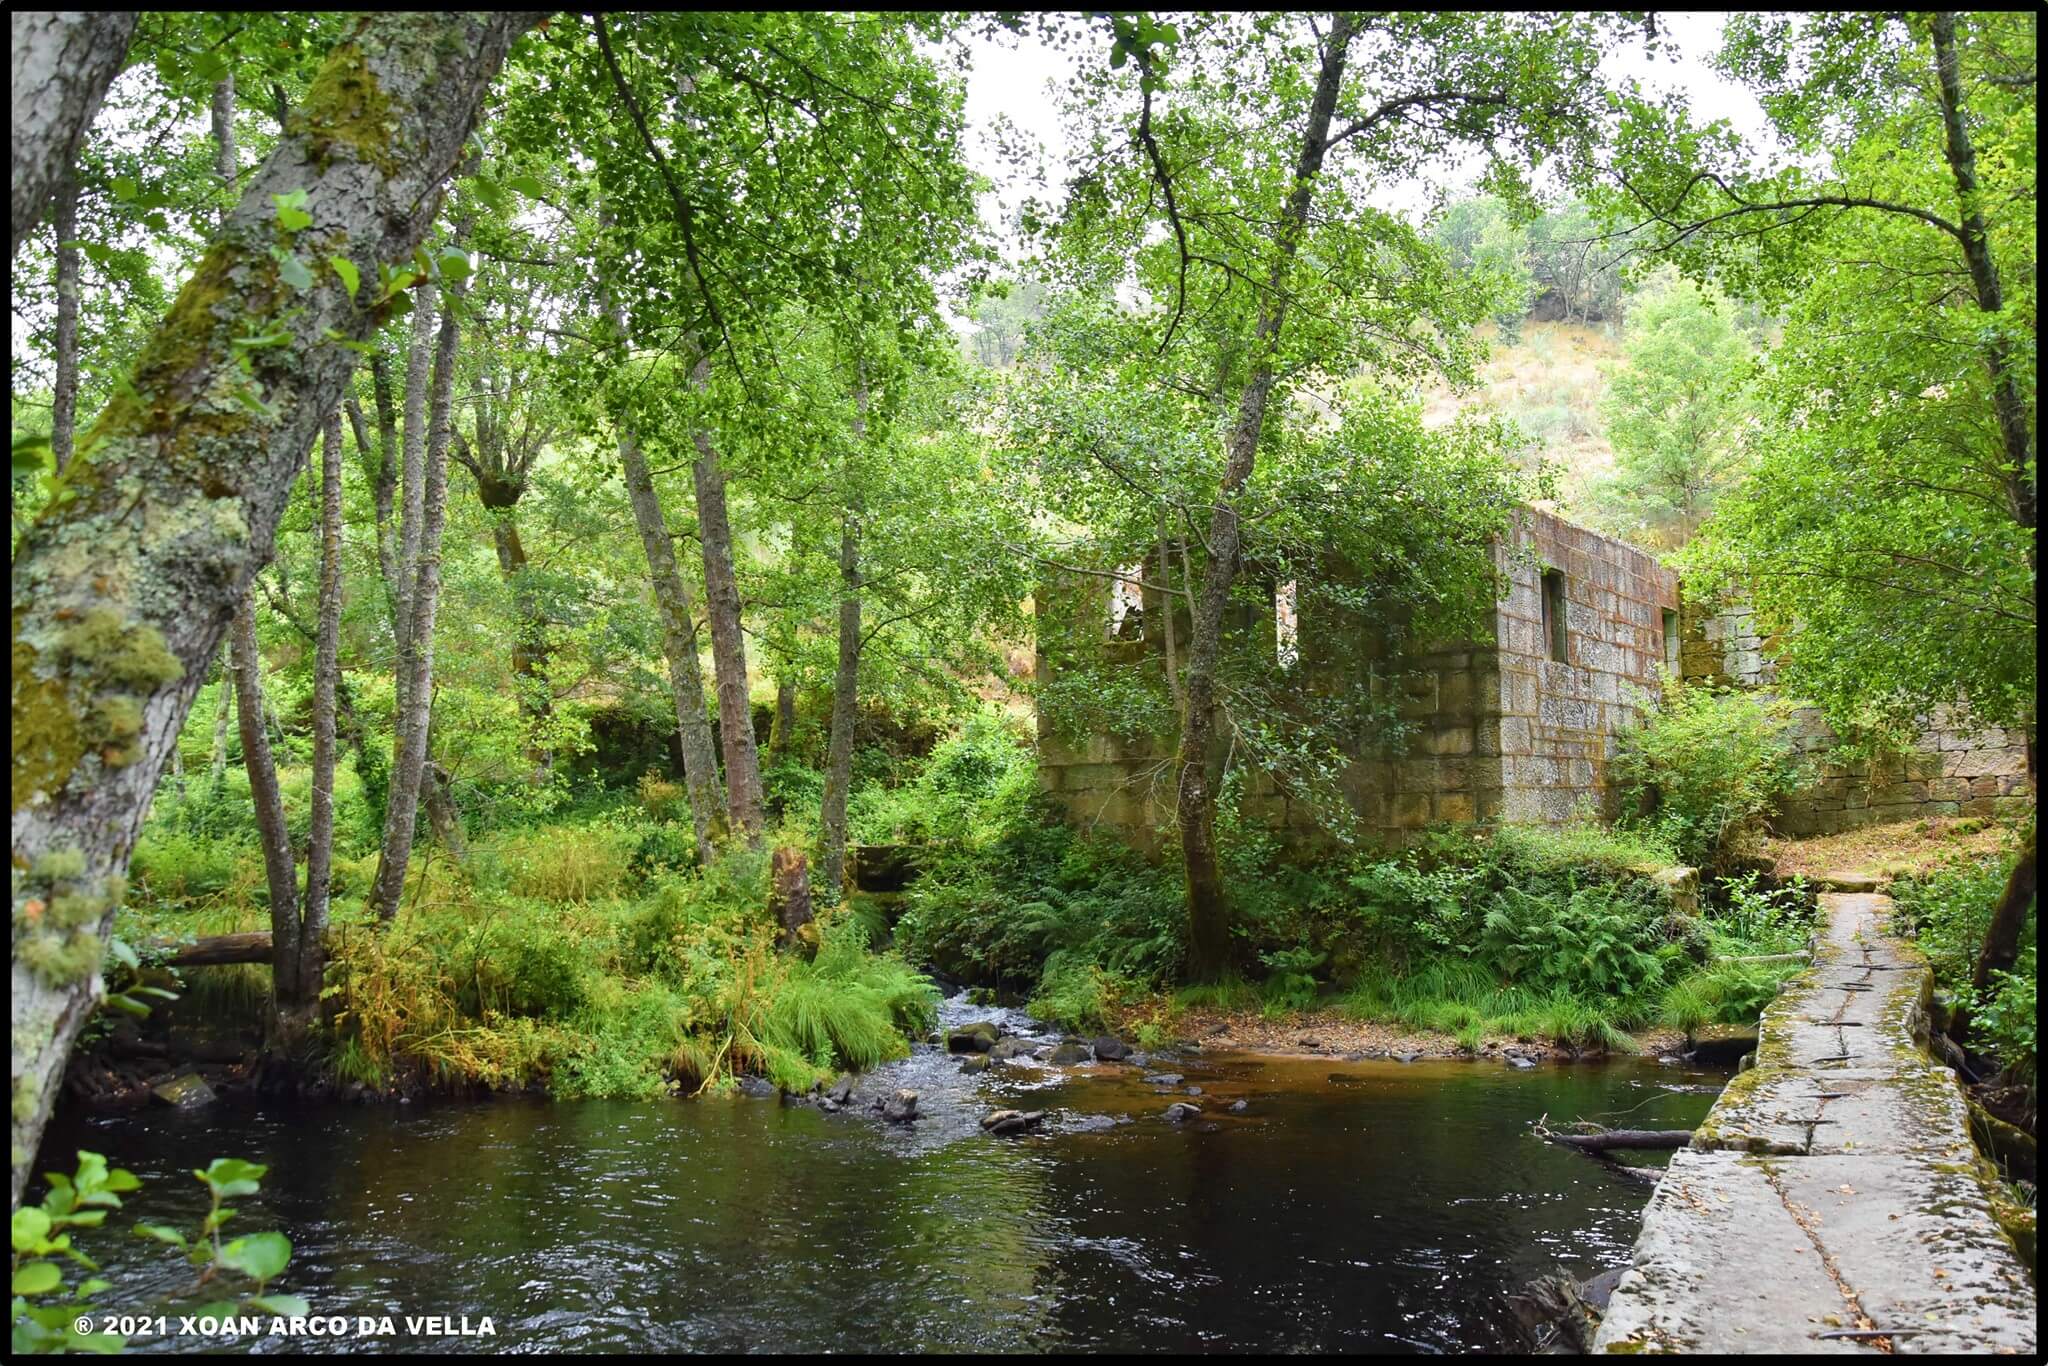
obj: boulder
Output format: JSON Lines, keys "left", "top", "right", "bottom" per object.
{"left": 1143, "top": 1072, "right": 1184, "bottom": 1087}
{"left": 981, "top": 1109, "right": 1047, "bottom": 1136}
{"left": 827, "top": 1074, "right": 856, "bottom": 1105}
{"left": 988, "top": 1037, "right": 1036, "bottom": 1062}
{"left": 959, "top": 1054, "right": 991, "bottom": 1074}
{"left": 150, "top": 1072, "right": 215, "bottom": 1109}
{"left": 1185, "top": 1085, "right": 1203, "bottom": 1096}
{"left": 1297, "top": 1036, "right": 1322, "bottom": 1050}
{"left": 878, "top": 1089, "right": 919, "bottom": 1123}
{"left": 737, "top": 1075, "right": 777, "bottom": 1098}
{"left": 1048, "top": 1038, "right": 1090, "bottom": 1065}
{"left": 1228, "top": 1099, "right": 1249, "bottom": 1114}
{"left": 1506, "top": 1054, "right": 1538, "bottom": 1070}
{"left": 1393, "top": 1051, "right": 1421, "bottom": 1064}
{"left": 1163, "top": 1101, "right": 1202, "bottom": 1124}
{"left": 947, "top": 1021, "right": 1001, "bottom": 1054}
{"left": 1091, "top": 1036, "right": 1132, "bottom": 1062}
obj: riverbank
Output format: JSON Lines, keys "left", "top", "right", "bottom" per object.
{"left": 1162, "top": 1007, "right": 1688, "bottom": 1063}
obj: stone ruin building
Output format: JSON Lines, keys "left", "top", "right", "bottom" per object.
{"left": 1035, "top": 506, "right": 2029, "bottom": 849}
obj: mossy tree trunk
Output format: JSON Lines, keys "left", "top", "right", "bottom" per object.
{"left": 372, "top": 251, "right": 467, "bottom": 922}
{"left": 10, "top": 10, "right": 539, "bottom": 1210}
{"left": 295, "top": 412, "right": 344, "bottom": 1024}
{"left": 50, "top": 178, "right": 82, "bottom": 473}
{"left": 619, "top": 426, "right": 726, "bottom": 865}
{"left": 691, "top": 405, "right": 768, "bottom": 844}
{"left": 1176, "top": 15, "right": 1353, "bottom": 980}
{"left": 10, "top": 11, "right": 137, "bottom": 259}
{"left": 229, "top": 594, "right": 300, "bottom": 1006}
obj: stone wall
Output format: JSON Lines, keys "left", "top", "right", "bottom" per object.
{"left": 1678, "top": 601, "right": 2031, "bottom": 835}
{"left": 1494, "top": 509, "right": 1681, "bottom": 825}
{"left": 1035, "top": 507, "right": 1682, "bottom": 848}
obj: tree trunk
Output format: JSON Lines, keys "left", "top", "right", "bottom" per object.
{"left": 489, "top": 515, "right": 553, "bottom": 782}
{"left": 820, "top": 515, "right": 862, "bottom": 904}
{"left": 769, "top": 680, "right": 798, "bottom": 766}
{"left": 618, "top": 428, "right": 726, "bottom": 863}
{"left": 51, "top": 178, "right": 81, "bottom": 474}
{"left": 372, "top": 251, "right": 465, "bottom": 921}
{"left": 424, "top": 760, "right": 467, "bottom": 863}
{"left": 211, "top": 73, "right": 237, "bottom": 209}
{"left": 295, "top": 410, "right": 344, "bottom": 1020}
{"left": 344, "top": 355, "right": 403, "bottom": 631}
{"left": 1158, "top": 511, "right": 1184, "bottom": 722}
{"left": 207, "top": 653, "right": 233, "bottom": 791}
{"left": 691, "top": 397, "right": 767, "bottom": 843}
{"left": 9, "top": 10, "right": 535, "bottom": 1203}
{"left": 1176, "top": 14, "right": 1354, "bottom": 980}
{"left": 10, "top": 11, "right": 137, "bottom": 259}
{"left": 1929, "top": 11, "right": 2037, "bottom": 552}
{"left": 230, "top": 593, "right": 300, "bottom": 1006}
{"left": 392, "top": 281, "right": 438, "bottom": 707}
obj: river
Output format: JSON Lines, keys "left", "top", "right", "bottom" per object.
{"left": 36, "top": 997, "right": 1725, "bottom": 1353}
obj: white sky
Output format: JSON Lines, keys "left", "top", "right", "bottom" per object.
{"left": 958, "top": 12, "right": 1766, "bottom": 269}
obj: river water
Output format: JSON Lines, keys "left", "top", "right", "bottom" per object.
{"left": 38, "top": 997, "right": 1725, "bottom": 1354}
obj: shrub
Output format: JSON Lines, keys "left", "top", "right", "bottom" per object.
{"left": 1612, "top": 676, "right": 1807, "bottom": 868}
{"left": 492, "top": 824, "right": 631, "bottom": 902}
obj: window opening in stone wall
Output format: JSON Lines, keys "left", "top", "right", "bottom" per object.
{"left": 1108, "top": 564, "right": 1144, "bottom": 640}
{"left": 1276, "top": 579, "right": 1299, "bottom": 669}
{"left": 1661, "top": 609, "right": 1680, "bottom": 675}
{"left": 1541, "top": 568, "right": 1568, "bottom": 663}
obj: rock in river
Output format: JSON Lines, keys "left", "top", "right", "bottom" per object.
{"left": 988, "top": 1037, "right": 1036, "bottom": 1062}
{"left": 959, "top": 1054, "right": 991, "bottom": 1074}
{"left": 151, "top": 1072, "right": 216, "bottom": 1109}
{"left": 827, "top": 1074, "right": 856, "bottom": 1105}
{"left": 981, "top": 1109, "right": 1047, "bottom": 1136}
{"left": 1092, "top": 1036, "right": 1132, "bottom": 1062}
{"left": 947, "top": 1021, "right": 1001, "bottom": 1054}
{"left": 1143, "top": 1073, "right": 1184, "bottom": 1087}
{"left": 878, "top": 1089, "right": 919, "bottom": 1123}
{"left": 1048, "top": 1038, "right": 1090, "bottom": 1065}
{"left": 1163, "top": 1101, "right": 1202, "bottom": 1124}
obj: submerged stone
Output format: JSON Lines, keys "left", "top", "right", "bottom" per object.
{"left": 151, "top": 1072, "right": 215, "bottom": 1109}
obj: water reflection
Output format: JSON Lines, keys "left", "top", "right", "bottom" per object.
{"left": 39, "top": 1053, "right": 1722, "bottom": 1353}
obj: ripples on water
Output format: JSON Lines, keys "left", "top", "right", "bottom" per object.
{"left": 39, "top": 996, "right": 1723, "bottom": 1354}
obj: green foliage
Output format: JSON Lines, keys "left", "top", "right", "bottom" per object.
{"left": 847, "top": 709, "right": 1037, "bottom": 848}
{"left": 1708, "top": 870, "right": 1815, "bottom": 956}
{"left": 1891, "top": 852, "right": 2034, "bottom": 1083}
{"left": 1660, "top": 958, "right": 1804, "bottom": 1033}
{"left": 1027, "top": 953, "right": 1134, "bottom": 1033}
{"left": 12, "top": 1151, "right": 138, "bottom": 1354}
{"left": 1611, "top": 676, "right": 1808, "bottom": 868}
{"left": 1590, "top": 270, "right": 1757, "bottom": 547}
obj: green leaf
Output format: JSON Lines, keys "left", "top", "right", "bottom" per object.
{"left": 133, "top": 1223, "right": 188, "bottom": 1249}
{"left": 199, "top": 1157, "right": 267, "bottom": 1189}
{"left": 13, "top": 1208, "right": 53, "bottom": 1250}
{"left": 219, "top": 1231, "right": 291, "bottom": 1283}
{"left": 106, "top": 937, "right": 139, "bottom": 970}
{"left": 277, "top": 254, "right": 314, "bottom": 292}
{"left": 271, "top": 190, "right": 313, "bottom": 232}
{"left": 69, "top": 1332, "right": 126, "bottom": 1355}
{"left": 246, "top": 1294, "right": 310, "bottom": 1317}
{"left": 191, "top": 1301, "right": 240, "bottom": 1325}
{"left": 103, "top": 994, "right": 151, "bottom": 1017}
{"left": 436, "top": 246, "right": 472, "bottom": 281}
{"left": 329, "top": 255, "right": 360, "bottom": 299}
{"left": 506, "top": 173, "right": 546, "bottom": 199}
{"left": 13, "top": 1262, "right": 62, "bottom": 1296}
{"left": 111, "top": 177, "right": 139, "bottom": 203}
{"left": 191, "top": 51, "right": 229, "bottom": 83}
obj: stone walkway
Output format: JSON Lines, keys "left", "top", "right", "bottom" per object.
{"left": 1593, "top": 892, "right": 2036, "bottom": 1354}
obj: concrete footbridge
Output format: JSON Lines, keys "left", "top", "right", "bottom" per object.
{"left": 1594, "top": 889, "right": 2036, "bottom": 1354}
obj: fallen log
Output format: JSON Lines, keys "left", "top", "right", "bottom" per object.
{"left": 147, "top": 932, "right": 273, "bottom": 968}
{"left": 1540, "top": 1126, "right": 1694, "bottom": 1153}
